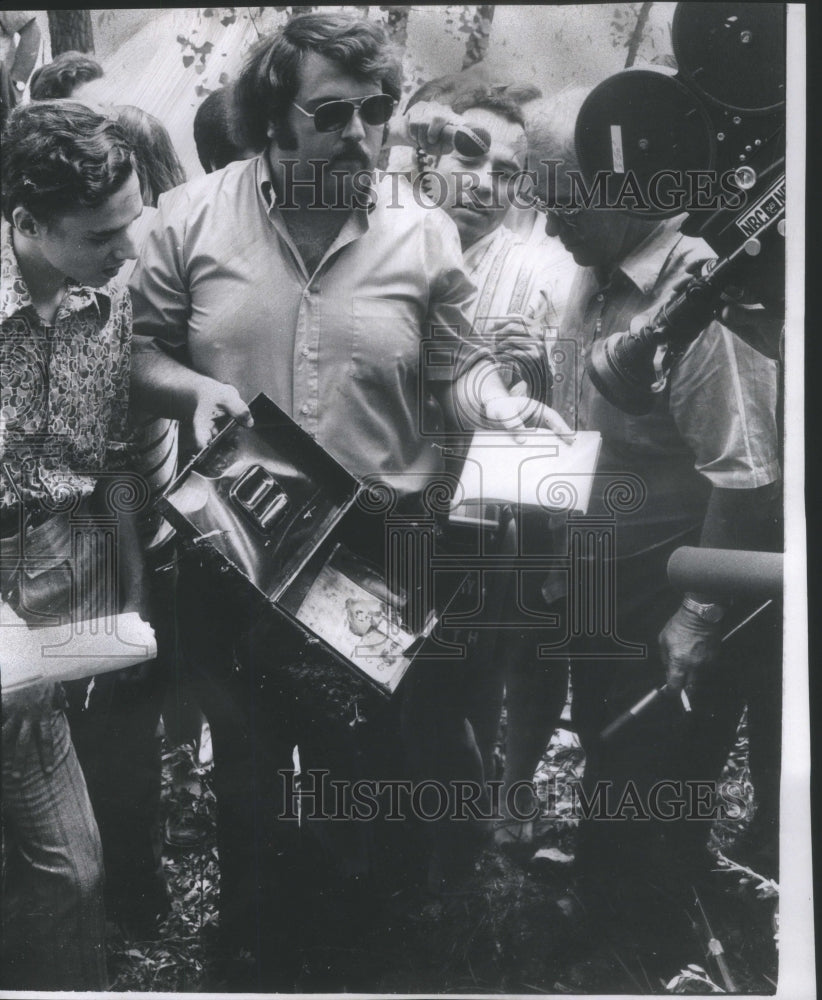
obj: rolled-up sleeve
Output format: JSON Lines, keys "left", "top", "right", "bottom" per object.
{"left": 670, "top": 318, "right": 780, "bottom": 489}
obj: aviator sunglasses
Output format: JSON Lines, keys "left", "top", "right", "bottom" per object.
{"left": 292, "top": 94, "right": 396, "bottom": 134}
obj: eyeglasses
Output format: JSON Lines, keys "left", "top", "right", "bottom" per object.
{"left": 292, "top": 94, "right": 395, "bottom": 134}
{"left": 528, "top": 194, "right": 583, "bottom": 227}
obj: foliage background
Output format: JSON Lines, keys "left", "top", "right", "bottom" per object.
{"left": 31, "top": 5, "right": 675, "bottom": 180}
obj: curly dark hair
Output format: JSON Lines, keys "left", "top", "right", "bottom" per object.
{"left": 1, "top": 101, "right": 136, "bottom": 224}
{"left": 114, "top": 105, "right": 186, "bottom": 206}
{"left": 29, "top": 51, "right": 104, "bottom": 101}
{"left": 233, "top": 11, "right": 402, "bottom": 152}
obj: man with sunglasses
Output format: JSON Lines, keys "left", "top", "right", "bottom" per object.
{"left": 128, "top": 12, "right": 569, "bottom": 989}
{"left": 404, "top": 77, "right": 578, "bottom": 849}
{"left": 524, "top": 92, "right": 781, "bottom": 970}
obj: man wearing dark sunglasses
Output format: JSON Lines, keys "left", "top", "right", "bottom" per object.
{"left": 128, "top": 11, "right": 571, "bottom": 989}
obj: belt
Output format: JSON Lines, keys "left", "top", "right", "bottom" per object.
{"left": 0, "top": 504, "right": 56, "bottom": 539}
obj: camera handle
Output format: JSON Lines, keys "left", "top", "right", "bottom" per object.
{"left": 656, "top": 195, "right": 786, "bottom": 361}
{"left": 585, "top": 201, "right": 784, "bottom": 415}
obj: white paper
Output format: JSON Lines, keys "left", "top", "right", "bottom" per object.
{"left": 1, "top": 613, "right": 157, "bottom": 693}
{"left": 453, "top": 430, "right": 602, "bottom": 513}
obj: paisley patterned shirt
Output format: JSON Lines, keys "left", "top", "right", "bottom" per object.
{"left": 0, "top": 220, "right": 132, "bottom": 509}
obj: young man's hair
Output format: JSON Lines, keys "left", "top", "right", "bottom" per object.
{"left": 194, "top": 87, "right": 246, "bottom": 173}
{"left": 1, "top": 101, "right": 136, "bottom": 224}
{"left": 233, "top": 11, "right": 402, "bottom": 152}
{"left": 449, "top": 89, "right": 536, "bottom": 130}
{"left": 114, "top": 105, "right": 186, "bottom": 207}
{"left": 29, "top": 50, "right": 104, "bottom": 101}
{"left": 407, "top": 74, "right": 541, "bottom": 130}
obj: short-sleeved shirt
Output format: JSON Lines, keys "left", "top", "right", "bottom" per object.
{"left": 0, "top": 220, "right": 132, "bottom": 510}
{"left": 462, "top": 224, "right": 573, "bottom": 336}
{"left": 550, "top": 216, "right": 780, "bottom": 559}
{"left": 129, "top": 156, "right": 482, "bottom": 493}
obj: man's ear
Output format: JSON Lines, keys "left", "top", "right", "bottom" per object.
{"left": 11, "top": 206, "right": 45, "bottom": 239}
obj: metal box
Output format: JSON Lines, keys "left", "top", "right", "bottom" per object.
{"left": 159, "top": 394, "right": 449, "bottom": 728}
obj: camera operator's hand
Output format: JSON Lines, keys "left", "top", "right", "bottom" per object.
{"left": 658, "top": 601, "right": 723, "bottom": 693}
{"left": 670, "top": 260, "right": 783, "bottom": 360}
{"left": 190, "top": 378, "right": 253, "bottom": 451}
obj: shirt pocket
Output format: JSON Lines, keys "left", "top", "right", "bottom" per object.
{"left": 351, "top": 297, "right": 421, "bottom": 388}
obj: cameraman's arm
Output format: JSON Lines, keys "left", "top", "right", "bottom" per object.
{"left": 659, "top": 319, "right": 780, "bottom": 691}
{"left": 659, "top": 482, "right": 781, "bottom": 691}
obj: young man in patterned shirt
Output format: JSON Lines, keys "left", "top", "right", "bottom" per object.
{"left": 0, "top": 100, "right": 143, "bottom": 990}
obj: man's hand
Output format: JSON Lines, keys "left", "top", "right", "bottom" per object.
{"left": 190, "top": 379, "right": 253, "bottom": 451}
{"left": 658, "top": 602, "right": 722, "bottom": 693}
{"left": 385, "top": 100, "right": 487, "bottom": 157}
{"left": 482, "top": 314, "right": 554, "bottom": 404}
{"left": 455, "top": 357, "right": 573, "bottom": 444}
{"left": 669, "top": 260, "right": 783, "bottom": 360}
{"left": 483, "top": 395, "right": 574, "bottom": 445}
{"left": 483, "top": 313, "right": 541, "bottom": 340}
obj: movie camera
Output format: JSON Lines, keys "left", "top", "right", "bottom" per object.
{"left": 573, "top": 2, "right": 785, "bottom": 414}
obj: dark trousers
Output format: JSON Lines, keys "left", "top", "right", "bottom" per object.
{"left": 64, "top": 658, "right": 168, "bottom": 930}
{"left": 568, "top": 541, "right": 782, "bottom": 921}
{"left": 171, "top": 492, "right": 487, "bottom": 986}
{"left": 463, "top": 510, "right": 569, "bottom": 804}
{"left": 61, "top": 506, "right": 169, "bottom": 933}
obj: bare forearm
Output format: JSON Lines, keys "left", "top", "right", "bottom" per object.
{"left": 131, "top": 347, "right": 215, "bottom": 421}
{"left": 451, "top": 359, "right": 513, "bottom": 425}
{"left": 130, "top": 345, "right": 253, "bottom": 450}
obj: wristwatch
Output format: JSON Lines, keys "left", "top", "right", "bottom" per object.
{"left": 682, "top": 593, "right": 726, "bottom": 624}
{"left": 14, "top": 80, "right": 25, "bottom": 93}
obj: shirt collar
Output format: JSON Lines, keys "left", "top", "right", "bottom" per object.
{"left": 0, "top": 218, "right": 32, "bottom": 322}
{"left": 614, "top": 215, "right": 688, "bottom": 295}
{"left": 463, "top": 224, "right": 513, "bottom": 268}
{"left": 0, "top": 218, "right": 111, "bottom": 324}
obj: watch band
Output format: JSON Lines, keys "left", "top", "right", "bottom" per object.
{"left": 682, "top": 593, "right": 726, "bottom": 624}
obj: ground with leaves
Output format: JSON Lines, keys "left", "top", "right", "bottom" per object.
{"left": 107, "top": 715, "right": 778, "bottom": 994}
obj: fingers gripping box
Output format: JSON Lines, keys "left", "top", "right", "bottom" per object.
{"left": 158, "top": 394, "right": 449, "bottom": 731}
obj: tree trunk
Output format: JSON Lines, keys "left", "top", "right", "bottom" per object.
{"left": 461, "top": 5, "right": 495, "bottom": 70}
{"left": 47, "top": 10, "right": 95, "bottom": 55}
{"left": 624, "top": 2, "right": 653, "bottom": 68}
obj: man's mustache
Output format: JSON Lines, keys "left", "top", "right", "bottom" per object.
{"left": 329, "top": 143, "right": 371, "bottom": 167}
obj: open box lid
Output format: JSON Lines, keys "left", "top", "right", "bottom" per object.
{"left": 158, "top": 393, "right": 361, "bottom": 603}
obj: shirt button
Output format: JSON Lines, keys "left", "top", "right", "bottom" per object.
{"left": 595, "top": 293, "right": 604, "bottom": 302}
{"left": 300, "top": 404, "right": 310, "bottom": 416}
{"left": 301, "top": 345, "right": 309, "bottom": 358}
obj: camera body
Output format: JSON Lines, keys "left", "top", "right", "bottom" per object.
{"left": 573, "top": 3, "right": 786, "bottom": 412}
